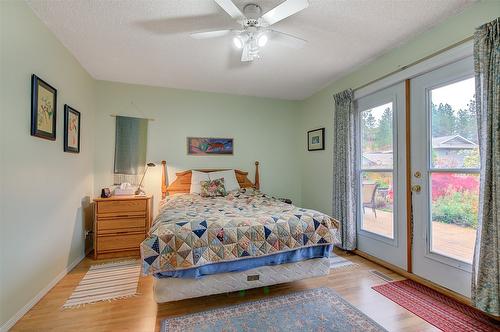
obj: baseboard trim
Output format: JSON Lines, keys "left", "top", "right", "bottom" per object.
{"left": 353, "top": 249, "right": 472, "bottom": 305}
{"left": 355, "top": 249, "right": 500, "bottom": 321}
{"left": 0, "top": 253, "right": 85, "bottom": 332}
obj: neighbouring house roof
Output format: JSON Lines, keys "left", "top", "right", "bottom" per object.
{"left": 432, "top": 135, "right": 477, "bottom": 149}
{"left": 362, "top": 135, "right": 477, "bottom": 169}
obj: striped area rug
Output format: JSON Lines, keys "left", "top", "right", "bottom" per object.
{"left": 330, "top": 254, "right": 358, "bottom": 270}
{"left": 63, "top": 260, "right": 141, "bottom": 308}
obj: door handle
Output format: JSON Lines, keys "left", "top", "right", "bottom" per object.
{"left": 411, "top": 185, "right": 421, "bottom": 193}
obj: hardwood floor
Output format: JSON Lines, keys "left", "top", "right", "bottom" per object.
{"left": 11, "top": 250, "right": 439, "bottom": 331}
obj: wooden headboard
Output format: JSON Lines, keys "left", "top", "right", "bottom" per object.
{"left": 161, "top": 161, "right": 260, "bottom": 198}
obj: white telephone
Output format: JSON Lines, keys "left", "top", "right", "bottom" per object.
{"left": 114, "top": 182, "right": 135, "bottom": 196}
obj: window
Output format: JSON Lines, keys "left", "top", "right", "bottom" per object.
{"left": 428, "top": 77, "right": 479, "bottom": 263}
{"left": 360, "top": 102, "right": 394, "bottom": 239}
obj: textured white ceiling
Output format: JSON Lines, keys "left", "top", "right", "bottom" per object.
{"left": 27, "top": 0, "right": 475, "bottom": 100}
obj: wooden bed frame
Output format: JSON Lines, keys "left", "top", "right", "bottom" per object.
{"left": 153, "top": 160, "right": 340, "bottom": 304}
{"left": 160, "top": 161, "right": 260, "bottom": 199}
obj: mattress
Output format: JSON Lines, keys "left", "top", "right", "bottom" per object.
{"left": 153, "top": 257, "right": 330, "bottom": 303}
{"left": 155, "top": 245, "right": 332, "bottom": 278}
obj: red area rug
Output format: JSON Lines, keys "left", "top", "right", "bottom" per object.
{"left": 372, "top": 280, "right": 499, "bottom": 332}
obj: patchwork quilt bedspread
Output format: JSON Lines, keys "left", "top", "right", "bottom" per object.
{"left": 141, "top": 190, "right": 339, "bottom": 275}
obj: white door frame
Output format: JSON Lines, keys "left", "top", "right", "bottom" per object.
{"left": 355, "top": 82, "right": 407, "bottom": 269}
{"left": 410, "top": 56, "right": 476, "bottom": 297}
{"left": 351, "top": 41, "right": 476, "bottom": 296}
{"left": 354, "top": 41, "right": 473, "bottom": 100}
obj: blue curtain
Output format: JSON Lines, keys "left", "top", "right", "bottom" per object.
{"left": 332, "top": 89, "right": 357, "bottom": 250}
{"left": 471, "top": 17, "right": 499, "bottom": 316}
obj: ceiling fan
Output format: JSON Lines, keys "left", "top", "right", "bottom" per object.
{"left": 190, "top": 0, "right": 309, "bottom": 62}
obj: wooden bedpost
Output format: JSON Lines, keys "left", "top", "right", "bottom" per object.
{"left": 254, "top": 161, "right": 260, "bottom": 190}
{"left": 161, "top": 160, "right": 167, "bottom": 199}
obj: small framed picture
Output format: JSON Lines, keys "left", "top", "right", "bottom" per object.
{"left": 64, "top": 105, "right": 81, "bottom": 153}
{"left": 307, "top": 128, "right": 325, "bottom": 151}
{"left": 31, "top": 74, "right": 57, "bottom": 140}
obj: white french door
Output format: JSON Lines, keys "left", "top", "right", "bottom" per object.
{"left": 355, "top": 82, "right": 407, "bottom": 269}
{"left": 410, "top": 57, "right": 479, "bottom": 297}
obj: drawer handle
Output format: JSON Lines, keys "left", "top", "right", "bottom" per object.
{"left": 96, "top": 217, "right": 146, "bottom": 222}
{"left": 102, "top": 215, "right": 141, "bottom": 219}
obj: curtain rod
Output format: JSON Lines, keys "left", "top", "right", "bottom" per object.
{"left": 353, "top": 35, "right": 473, "bottom": 91}
{"left": 109, "top": 114, "right": 155, "bottom": 121}
{"left": 109, "top": 101, "right": 154, "bottom": 121}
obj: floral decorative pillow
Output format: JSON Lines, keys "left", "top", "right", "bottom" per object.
{"left": 200, "top": 178, "right": 227, "bottom": 197}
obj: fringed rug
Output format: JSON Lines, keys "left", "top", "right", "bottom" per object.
{"left": 330, "top": 254, "right": 358, "bottom": 271}
{"left": 63, "top": 259, "right": 141, "bottom": 308}
{"left": 372, "top": 280, "right": 500, "bottom": 332}
{"left": 161, "top": 288, "right": 386, "bottom": 332}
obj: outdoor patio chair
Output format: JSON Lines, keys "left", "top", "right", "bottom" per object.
{"left": 362, "top": 183, "right": 379, "bottom": 218}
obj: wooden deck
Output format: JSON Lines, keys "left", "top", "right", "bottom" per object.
{"left": 362, "top": 209, "right": 476, "bottom": 263}
{"left": 362, "top": 209, "right": 394, "bottom": 238}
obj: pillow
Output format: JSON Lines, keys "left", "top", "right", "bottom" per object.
{"left": 208, "top": 170, "right": 240, "bottom": 192}
{"left": 190, "top": 170, "right": 210, "bottom": 194}
{"left": 200, "top": 178, "right": 227, "bottom": 197}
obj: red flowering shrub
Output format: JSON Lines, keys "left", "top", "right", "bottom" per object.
{"left": 431, "top": 173, "right": 479, "bottom": 228}
{"left": 431, "top": 173, "right": 479, "bottom": 201}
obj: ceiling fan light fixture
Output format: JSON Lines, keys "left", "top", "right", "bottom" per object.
{"left": 232, "top": 36, "right": 243, "bottom": 49}
{"left": 257, "top": 34, "right": 268, "bottom": 47}
{"left": 191, "top": 0, "right": 310, "bottom": 62}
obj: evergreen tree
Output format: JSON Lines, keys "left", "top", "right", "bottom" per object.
{"left": 362, "top": 111, "right": 376, "bottom": 128}
{"left": 374, "top": 107, "right": 392, "bottom": 150}
{"left": 361, "top": 111, "right": 376, "bottom": 150}
{"left": 432, "top": 103, "right": 455, "bottom": 137}
{"left": 455, "top": 97, "right": 477, "bottom": 142}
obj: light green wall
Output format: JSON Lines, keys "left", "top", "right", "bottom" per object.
{"left": 0, "top": 1, "right": 96, "bottom": 328}
{"left": 93, "top": 81, "right": 302, "bottom": 214}
{"left": 0, "top": 2, "right": 302, "bottom": 327}
{"left": 1, "top": 0, "right": 498, "bottom": 328}
{"left": 298, "top": 0, "right": 499, "bottom": 215}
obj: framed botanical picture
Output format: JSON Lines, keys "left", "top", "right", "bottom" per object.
{"left": 64, "top": 105, "right": 81, "bottom": 153}
{"left": 31, "top": 74, "right": 57, "bottom": 140}
{"left": 187, "top": 137, "right": 233, "bottom": 155}
{"left": 307, "top": 128, "right": 325, "bottom": 151}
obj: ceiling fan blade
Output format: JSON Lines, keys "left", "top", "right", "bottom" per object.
{"left": 214, "top": 0, "right": 245, "bottom": 20}
{"left": 241, "top": 44, "right": 253, "bottom": 62}
{"left": 261, "top": 0, "right": 309, "bottom": 26}
{"left": 269, "top": 29, "right": 307, "bottom": 49}
{"left": 190, "top": 29, "right": 234, "bottom": 39}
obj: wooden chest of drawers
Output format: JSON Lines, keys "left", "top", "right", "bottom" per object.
{"left": 93, "top": 195, "right": 152, "bottom": 260}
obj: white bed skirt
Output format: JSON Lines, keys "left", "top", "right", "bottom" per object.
{"left": 153, "top": 257, "right": 330, "bottom": 303}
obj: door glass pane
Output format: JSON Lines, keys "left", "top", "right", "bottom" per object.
{"left": 361, "top": 102, "right": 393, "bottom": 169}
{"left": 430, "top": 172, "right": 479, "bottom": 263}
{"left": 430, "top": 78, "right": 479, "bottom": 169}
{"left": 361, "top": 172, "right": 394, "bottom": 239}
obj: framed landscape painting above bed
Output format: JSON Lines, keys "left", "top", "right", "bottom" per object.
{"left": 187, "top": 137, "right": 233, "bottom": 155}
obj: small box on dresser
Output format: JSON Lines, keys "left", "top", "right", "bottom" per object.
{"left": 93, "top": 195, "right": 152, "bottom": 260}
